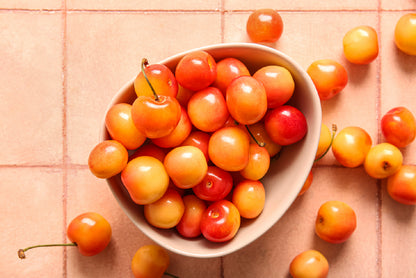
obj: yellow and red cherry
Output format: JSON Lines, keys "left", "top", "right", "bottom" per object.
{"left": 131, "top": 59, "right": 181, "bottom": 139}
{"left": 208, "top": 126, "right": 250, "bottom": 172}
{"left": 105, "top": 103, "right": 146, "bottom": 150}
{"left": 240, "top": 143, "right": 270, "bottom": 181}
{"left": 364, "top": 143, "right": 403, "bottom": 179}
{"left": 212, "top": 57, "right": 250, "bottom": 95}
{"left": 176, "top": 194, "right": 207, "bottom": 238}
{"left": 246, "top": 9, "right": 284, "bottom": 43}
{"left": 246, "top": 121, "right": 282, "bottom": 157}
{"left": 180, "top": 130, "right": 211, "bottom": 162}
{"left": 307, "top": 59, "right": 348, "bottom": 101}
{"left": 226, "top": 76, "right": 268, "bottom": 125}
{"left": 394, "top": 13, "right": 416, "bottom": 56}
{"left": 315, "top": 200, "right": 357, "bottom": 244}
{"left": 192, "top": 165, "right": 233, "bottom": 202}
{"left": 88, "top": 140, "right": 128, "bottom": 179}
{"left": 121, "top": 156, "right": 169, "bottom": 205}
{"left": 387, "top": 165, "right": 416, "bottom": 205}
{"left": 232, "top": 180, "right": 265, "bottom": 219}
{"left": 315, "top": 123, "right": 337, "bottom": 161}
{"left": 131, "top": 244, "right": 172, "bottom": 278}
{"left": 264, "top": 105, "right": 307, "bottom": 146}
{"left": 175, "top": 50, "right": 217, "bottom": 91}
{"left": 134, "top": 61, "right": 178, "bottom": 99}
{"left": 129, "top": 143, "right": 167, "bottom": 162}
{"left": 289, "top": 249, "right": 329, "bottom": 278}
{"left": 298, "top": 170, "right": 313, "bottom": 197}
{"left": 343, "top": 25, "right": 379, "bottom": 65}
{"left": 187, "top": 86, "right": 230, "bottom": 132}
{"left": 331, "top": 126, "right": 372, "bottom": 168}
{"left": 152, "top": 106, "right": 192, "bottom": 148}
{"left": 381, "top": 106, "right": 416, "bottom": 148}
{"left": 164, "top": 146, "right": 208, "bottom": 189}
{"left": 200, "top": 200, "right": 241, "bottom": 243}
{"left": 144, "top": 189, "right": 185, "bottom": 229}
{"left": 18, "top": 212, "right": 112, "bottom": 259}
{"left": 253, "top": 65, "right": 295, "bottom": 108}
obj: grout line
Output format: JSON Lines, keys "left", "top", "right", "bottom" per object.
{"left": 61, "top": 0, "right": 68, "bottom": 277}
{"left": 375, "top": 1, "right": 383, "bottom": 277}
{"left": 220, "top": 0, "right": 225, "bottom": 43}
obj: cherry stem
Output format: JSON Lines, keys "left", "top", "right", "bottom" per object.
{"left": 314, "top": 124, "right": 338, "bottom": 163}
{"left": 141, "top": 58, "right": 160, "bottom": 102}
{"left": 245, "top": 125, "right": 265, "bottom": 147}
{"left": 18, "top": 243, "right": 77, "bottom": 259}
{"left": 164, "top": 272, "right": 180, "bottom": 278}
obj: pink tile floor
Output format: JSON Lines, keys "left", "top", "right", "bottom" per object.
{"left": 1, "top": 1, "right": 416, "bottom": 277}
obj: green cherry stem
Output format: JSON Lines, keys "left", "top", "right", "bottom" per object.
{"left": 18, "top": 243, "right": 77, "bottom": 259}
{"left": 314, "top": 124, "right": 338, "bottom": 163}
{"left": 141, "top": 58, "right": 160, "bottom": 102}
{"left": 245, "top": 125, "right": 265, "bottom": 147}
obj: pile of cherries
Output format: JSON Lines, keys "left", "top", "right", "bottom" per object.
{"left": 88, "top": 50, "right": 308, "bottom": 243}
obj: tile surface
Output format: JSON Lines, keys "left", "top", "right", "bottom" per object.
{"left": 2, "top": 1, "right": 416, "bottom": 277}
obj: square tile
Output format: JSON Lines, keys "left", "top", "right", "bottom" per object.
{"left": 380, "top": 11, "right": 416, "bottom": 164}
{"left": 224, "top": 167, "right": 379, "bottom": 277}
{"left": 0, "top": 12, "right": 63, "bottom": 165}
{"left": 66, "top": 12, "right": 221, "bottom": 165}
{"left": 0, "top": 0, "right": 62, "bottom": 9}
{"left": 381, "top": 0, "right": 416, "bottom": 10}
{"left": 67, "top": 0, "right": 220, "bottom": 10}
{"left": 224, "top": 0, "right": 378, "bottom": 11}
{"left": 0, "top": 167, "right": 64, "bottom": 277}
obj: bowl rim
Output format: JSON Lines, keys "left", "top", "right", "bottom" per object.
{"left": 101, "top": 42, "right": 322, "bottom": 258}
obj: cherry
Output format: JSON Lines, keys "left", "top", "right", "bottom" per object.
{"left": 343, "top": 25, "right": 379, "bottom": 65}
{"left": 315, "top": 200, "right": 356, "bottom": 244}
{"left": 290, "top": 249, "right": 329, "bottom": 278}
{"left": 105, "top": 103, "right": 146, "bottom": 150}
{"left": 131, "top": 59, "right": 181, "bottom": 138}
{"left": 232, "top": 180, "right": 265, "bottom": 219}
{"left": 387, "top": 165, "right": 416, "bottom": 205}
{"left": 307, "top": 59, "right": 348, "bottom": 101}
{"left": 239, "top": 143, "right": 270, "bottom": 181}
{"left": 246, "top": 9, "right": 284, "bottom": 43}
{"left": 176, "top": 194, "right": 207, "bottom": 238}
{"left": 226, "top": 76, "right": 268, "bottom": 125}
{"left": 175, "top": 50, "right": 217, "bottom": 91}
{"left": 180, "top": 130, "right": 211, "bottom": 162}
{"left": 131, "top": 244, "right": 179, "bottom": 278}
{"left": 88, "top": 140, "right": 128, "bottom": 179}
{"left": 212, "top": 57, "right": 250, "bottom": 95}
{"left": 381, "top": 106, "right": 416, "bottom": 148}
{"left": 18, "top": 212, "right": 111, "bottom": 258}
{"left": 192, "top": 165, "right": 233, "bottom": 202}
{"left": 364, "top": 143, "right": 403, "bottom": 179}
{"left": 394, "top": 13, "right": 416, "bottom": 56}
{"left": 298, "top": 170, "right": 313, "bottom": 197}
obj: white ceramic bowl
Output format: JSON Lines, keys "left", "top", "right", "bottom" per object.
{"left": 102, "top": 42, "right": 322, "bottom": 258}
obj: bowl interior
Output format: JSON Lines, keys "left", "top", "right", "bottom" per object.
{"left": 103, "top": 43, "right": 322, "bottom": 258}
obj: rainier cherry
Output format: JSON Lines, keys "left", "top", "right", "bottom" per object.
{"left": 315, "top": 200, "right": 357, "bottom": 244}
{"left": 232, "top": 180, "right": 265, "bottom": 219}
{"left": 343, "top": 25, "right": 379, "bottom": 65}
{"left": 246, "top": 9, "right": 284, "bottom": 43}
{"left": 387, "top": 165, "right": 416, "bottom": 205}
{"left": 226, "top": 76, "right": 268, "bottom": 125}
{"left": 264, "top": 105, "right": 307, "bottom": 146}
{"left": 315, "top": 123, "right": 337, "bottom": 161}
{"left": 192, "top": 165, "right": 233, "bottom": 202}
{"left": 208, "top": 126, "right": 250, "bottom": 171}
{"left": 164, "top": 146, "right": 208, "bottom": 189}
{"left": 131, "top": 244, "right": 175, "bottom": 278}
{"left": 200, "top": 200, "right": 241, "bottom": 243}
{"left": 176, "top": 194, "right": 207, "bottom": 238}
{"left": 105, "top": 103, "right": 146, "bottom": 150}
{"left": 240, "top": 143, "right": 270, "bottom": 180}
{"left": 18, "top": 212, "right": 111, "bottom": 258}
{"left": 121, "top": 156, "right": 170, "bottom": 205}
{"left": 88, "top": 140, "right": 128, "bottom": 179}
{"left": 394, "top": 13, "right": 416, "bottom": 56}
{"left": 212, "top": 57, "right": 250, "bottom": 95}
{"left": 307, "top": 59, "right": 348, "bottom": 101}
{"left": 175, "top": 50, "right": 217, "bottom": 91}
{"left": 253, "top": 65, "right": 295, "bottom": 108}
{"left": 364, "top": 143, "right": 403, "bottom": 179}
{"left": 381, "top": 106, "right": 416, "bottom": 148}
{"left": 331, "top": 126, "right": 372, "bottom": 168}
{"left": 289, "top": 249, "right": 329, "bottom": 278}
